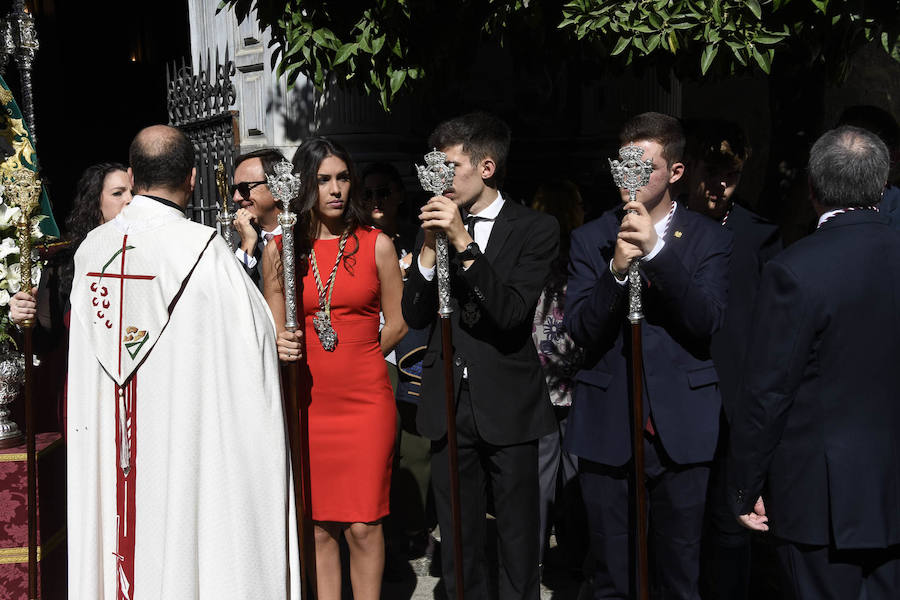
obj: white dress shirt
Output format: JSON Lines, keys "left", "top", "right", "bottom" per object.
{"left": 235, "top": 224, "right": 283, "bottom": 269}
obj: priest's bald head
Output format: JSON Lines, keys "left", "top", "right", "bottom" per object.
{"left": 128, "top": 125, "right": 196, "bottom": 207}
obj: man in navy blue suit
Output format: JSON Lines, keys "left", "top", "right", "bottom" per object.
{"left": 729, "top": 126, "right": 900, "bottom": 599}
{"left": 564, "top": 112, "right": 732, "bottom": 599}
{"left": 681, "top": 120, "right": 782, "bottom": 600}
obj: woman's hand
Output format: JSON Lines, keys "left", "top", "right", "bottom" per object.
{"left": 277, "top": 329, "right": 303, "bottom": 362}
{"left": 9, "top": 287, "right": 37, "bottom": 325}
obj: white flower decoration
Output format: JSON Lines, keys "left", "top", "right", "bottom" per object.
{"left": 0, "top": 289, "right": 9, "bottom": 307}
{"left": 0, "top": 237, "right": 17, "bottom": 260}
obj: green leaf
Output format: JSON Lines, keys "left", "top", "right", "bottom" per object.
{"left": 633, "top": 36, "right": 648, "bottom": 53}
{"left": 729, "top": 43, "right": 748, "bottom": 65}
{"left": 754, "top": 34, "right": 785, "bottom": 44}
{"left": 333, "top": 42, "right": 358, "bottom": 66}
{"left": 751, "top": 46, "right": 772, "bottom": 74}
{"left": 646, "top": 34, "right": 660, "bottom": 52}
{"left": 610, "top": 36, "right": 631, "bottom": 55}
{"left": 810, "top": 0, "right": 827, "bottom": 14}
{"left": 700, "top": 42, "right": 719, "bottom": 74}
{"left": 389, "top": 68, "right": 407, "bottom": 94}
{"left": 745, "top": 0, "right": 762, "bottom": 20}
{"left": 667, "top": 31, "right": 679, "bottom": 52}
{"left": 392, "top": 38, "right": 403, "bottom": 57}
{"left": 711, "top": 0, "right": 722, "bottom": 24}
{"left": 372, "top": 34, "right": 386, "bottom": 55}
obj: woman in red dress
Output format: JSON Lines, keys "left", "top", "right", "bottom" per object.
{"left": 262, "top": 137, "right": 406, "bottom": 600}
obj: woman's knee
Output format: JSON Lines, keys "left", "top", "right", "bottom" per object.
{"left": 345, "top": 522, "right": 382, "bottom": 547}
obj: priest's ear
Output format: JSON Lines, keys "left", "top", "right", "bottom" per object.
{"left": 188, "top": 167, "right": 197, "bottom": 194}
{"left": 127, "top": 167, "right": 135, "bottom": 190}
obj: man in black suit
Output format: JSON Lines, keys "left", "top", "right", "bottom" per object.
{"left": 564, "top": 112, "right": 732, "bottom": 599}
{"left": 681, "top": 120, "right": 782, "bottom": 599}
{"left": 402, "top": 112, "right": 558, "bottom": 599}
{"left": 231, "top": 148, "right": 285, "bottom": 288}
{"left": 729, "top": 126, "right": 900, "bottom": 599}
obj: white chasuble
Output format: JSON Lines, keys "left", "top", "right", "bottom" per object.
{"left": 67, "top": 195, "right": 300, "bottom": 599}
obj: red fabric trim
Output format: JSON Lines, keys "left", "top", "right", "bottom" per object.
{"left": 117, "top": 235, "right": 128, "bottom": 376}
{"left": 115, "top": 376, "right": 137, "bottom": 600}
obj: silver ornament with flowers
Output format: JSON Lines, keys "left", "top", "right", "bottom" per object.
{"left": 609, "top": 144, "right": 653, "bottom": 324}
{"left": 416, "top": 149, "right": 455, "bottom": 318}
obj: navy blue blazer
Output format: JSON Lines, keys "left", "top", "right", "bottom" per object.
{"left": 881, "top": 184, "right": 900, "bottom": 231}
{"left": 728, "top": 210, "right": 900, "bottom": 549}
{"left": 564, "top": 205, "right": 732, "bottom": 466}
{"left": 711, "top": 203, "right": 782, "bottom": 421}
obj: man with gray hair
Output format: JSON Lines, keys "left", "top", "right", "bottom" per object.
{"left": 728, "top": 125, "right": 900, "bottom": 599}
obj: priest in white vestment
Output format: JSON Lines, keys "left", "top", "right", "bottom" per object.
{"left": 67, "top": 125, "right": 301, "bottom": 599}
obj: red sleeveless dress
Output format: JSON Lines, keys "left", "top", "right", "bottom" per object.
{"left": 296, "top": 226, "right": 395, "bottom": 522}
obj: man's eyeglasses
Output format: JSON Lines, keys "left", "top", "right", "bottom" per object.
{"left": 230, "top": 180, "right": 267, "bottom": 200}
{"left": 365, "top": 187, "right": 392, "bottom": 201}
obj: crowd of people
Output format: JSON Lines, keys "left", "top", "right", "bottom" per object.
{"left": 11, "top": 103, "right": 900, "bottom": 600}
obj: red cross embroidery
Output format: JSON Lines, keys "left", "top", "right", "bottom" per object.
{"left": 85, "top": 235, "right": 156, "bottom": 375}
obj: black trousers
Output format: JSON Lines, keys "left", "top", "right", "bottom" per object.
{"left": 702, "top": 411, "right": 752, "bottom": 600}
{"left": 777, "top": 541, "right": 900, "bottom": 600}
{"left": 431, "top": 381, "right": 541, "bottom": 600}
{"left": 580, "top": 434, "right": 710, "bottom": 600}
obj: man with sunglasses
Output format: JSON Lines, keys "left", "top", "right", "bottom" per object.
{"left": 231, "top": 148, "right": 285, "bottom": 288}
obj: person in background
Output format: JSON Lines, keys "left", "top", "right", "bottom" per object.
{"left": 231, "top": 148, "right": 285, "bottom": 288}
{"left": 9, "top": 162, "right": 132, "bottom": 433}
{"left": 529, "top": 179, "right": 588, "bottom": 576}
{"left": 681, "top": 119, "right": 782, "bottom": 600}
{"left": 836, "top": 105, "right": 900, "bottom": 230}
{"left": 363, "top": 161, "right": 436, "bottom": 576}
{"left": 729, "top": 125, "right": 900, "bottom": 600}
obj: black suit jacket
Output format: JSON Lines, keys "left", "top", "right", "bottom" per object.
{"left": 711, "top": 203, "right": 782, "bottom": 421}
{"left": 402, "top": 199, "right": 559, "bottom": 446}
{"left": 237, "top": 239, "right": 264, "bottom": 290}
{"left": 728, "top": 210, "right": 900, "bottom": 549}
{"left": 564, "top": 205, "right": 732, "bottom": 466}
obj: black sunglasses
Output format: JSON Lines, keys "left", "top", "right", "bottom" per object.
{"left": 365, "top": 186, "right": 392, "bottom": 201}
{"left": 230, "top": 180, "right": 267, "bottom": 200}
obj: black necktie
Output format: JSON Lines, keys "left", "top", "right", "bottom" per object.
{"left": 465, "top": 215, "right": 484, "bottom": 239}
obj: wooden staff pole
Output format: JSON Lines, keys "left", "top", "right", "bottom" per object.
{"left": 416, "top": 151, "right": 464, "bottom": 599}
{"left": 268, "top": 160, "right": 316, "bottom": 599}
{"left": 609, "top": 144, "right": 654, "bottom": 600}
{"left": 630, "top": 322, "right": 649, "bottom": 600}
{"left": 6, "top": 167, "right": 42, "bottom": 599}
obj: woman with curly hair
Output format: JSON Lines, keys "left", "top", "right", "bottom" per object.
{"left": 9, "top": 162, "right": 130, "bottom": 431}
{"left": 262, "top": 137, "right": 406, "bottom": 600}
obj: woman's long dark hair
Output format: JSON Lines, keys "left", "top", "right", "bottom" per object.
{"left": 288, "top": 137, "right": 370, "bottom": 276}
{"left": 58, "top": 162, "right": 128, "bottom": 297}
{"left": 65, "top": 162, "right": 128, "bottom": 249}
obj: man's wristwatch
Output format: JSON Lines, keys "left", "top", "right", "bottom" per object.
{"left": 457, "top": 241, "right": 482, "bottom": 262}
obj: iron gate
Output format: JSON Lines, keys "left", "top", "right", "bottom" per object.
{"left": 166, "top": 49, "right": 236, "bottom": 226}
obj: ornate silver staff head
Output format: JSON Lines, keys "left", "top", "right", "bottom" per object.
{"left": 416, "top": 149, "right": 455, "bottom": 196}
{"left": 609, "top": 144, "right": 653, "bottom": 204}
{"left": 268, "top": 158, "right": 302, "bottom": 217}
{"left": 609, "top": 144, "right": 653, "bottom": 325}
{"left": 267, "top": 159, "right": 302, "bottom": 331}
{"left": 415, "top": 149, "right": 455, "bottom": 318}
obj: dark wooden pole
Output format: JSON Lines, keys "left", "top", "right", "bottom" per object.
{"left": 630, "top": 323, "right": 649, "bottom": 600}
{"left": 283, "top": 362, "right": 317, "bottom": 599}
{"left": 440, "top": 317, "right": 464, "bottom": 599}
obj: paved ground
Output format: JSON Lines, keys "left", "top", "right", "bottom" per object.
{"left": 379, "top": 522, "right": 586, "bottom": 600}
